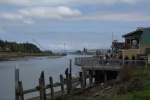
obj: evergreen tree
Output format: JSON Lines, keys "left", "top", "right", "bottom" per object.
{"left": 0, "top": 39, "right": 42, "bottom": 53}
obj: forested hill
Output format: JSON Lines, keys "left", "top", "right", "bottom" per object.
{"left": 0, "top": 39, "right": 42, "bottom": 53}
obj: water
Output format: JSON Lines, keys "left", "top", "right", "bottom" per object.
{"left": 0, "top": 54, "right": 92, "bottom": 100}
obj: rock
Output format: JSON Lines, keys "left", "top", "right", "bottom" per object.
{"left": 93, "top": 93, "right": 100, "bottom": 97}
{"left": 126, "top": 77, "right": 144, "bottom": 93}
{"left": 117, "top": 84, "right": 125, "bottom": 95}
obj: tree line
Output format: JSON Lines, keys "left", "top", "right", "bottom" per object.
{"left": 0, "top": 39, "right": 42, "bottom": 53}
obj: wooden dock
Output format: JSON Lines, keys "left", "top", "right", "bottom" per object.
{"left": 15, "top": 59, "right": 93, "bottom": 100}
{"left": 15, "top": 58, "right": 147, "bottom": 100}
{"left": 74, "top": 57, "right": 147, "bottom": 85}
{"left": 75, "top": 57, "right": 147, "bottom": 71}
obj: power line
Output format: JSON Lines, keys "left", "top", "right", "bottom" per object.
{"left": 32, "top": 39, "right": 44, "bottom": 51}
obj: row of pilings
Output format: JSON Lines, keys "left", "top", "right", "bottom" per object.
{"left": 84, "top": 70, "right": 119, "bottom": 85}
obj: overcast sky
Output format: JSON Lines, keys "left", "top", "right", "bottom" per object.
{"left": 0, "top": 0, "right": 150, "bottom": 51}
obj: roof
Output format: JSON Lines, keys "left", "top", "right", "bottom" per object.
{"left": 122, "top": 28, "right": 143, "bottom": 37}
{"left": 139, "top": 28, "right": 150, "bottom": 45}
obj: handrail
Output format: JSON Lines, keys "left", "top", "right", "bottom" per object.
{"left": 75, "top": 58, "right": 147, "bottom": 71}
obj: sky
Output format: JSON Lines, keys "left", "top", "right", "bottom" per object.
{"left": 0, "top": 0, "right": 150, "bottom": 52}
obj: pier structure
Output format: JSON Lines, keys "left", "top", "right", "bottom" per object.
{"left": 75, "top": 57, "right": 147, "bottom": 85}
{"left": 15, "top": 58, "right": 147, "bottom": 100}
{"left": 15, "top": 59, "right": 93, "bottom": 100}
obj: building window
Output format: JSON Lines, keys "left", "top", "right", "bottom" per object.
{"left": 127, "top": 39, "right": 130, "bottom": 44}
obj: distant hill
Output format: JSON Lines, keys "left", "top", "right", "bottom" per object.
{"left": 0, "top": 39, "right": 42, "bottom": 53}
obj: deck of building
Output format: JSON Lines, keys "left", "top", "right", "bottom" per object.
{"left": 75, "top": 56, "right": 147, "bottom": 85}
{"left": 75, "top": 57, "right": 147, "bottom": 71}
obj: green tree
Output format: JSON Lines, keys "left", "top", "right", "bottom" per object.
{"left": 0, "top": 39, "right": 5, "bottom": 48}
{"left": 0, "top": 39, "right": 42, "bottom": 53}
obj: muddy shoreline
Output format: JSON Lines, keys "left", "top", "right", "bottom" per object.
{"left": 0, "top": 52, "right": 59, "bottom": 61}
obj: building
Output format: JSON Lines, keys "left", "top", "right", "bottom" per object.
{"left": 0, "top": 47, "right": 2, "bottom": 52}
{"left": 4, "top": 47, "right": 11, "bottom": 52}
{"left": 121, "top": 27, "right": 150, "bottom": 60}
{"left": 112, "top": 41, "right": 125, "bottom": 53}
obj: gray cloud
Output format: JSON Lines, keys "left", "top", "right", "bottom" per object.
{"left": 1, "top": 9, "right": 150, "bottom": 25}
{"left": 0, "top": 0, "right": 145, "bottom": 6}
{"left": 67, "top": 11, "right": 150, "bottom": 22}
{"left": 0, "top": 6, "right": 81, "bottom": 24}
{"left": 19, "top": 6, "right": 81, "bottom": 20}
{"left": 0, "top": 12, "right": 34, "bottom": 24}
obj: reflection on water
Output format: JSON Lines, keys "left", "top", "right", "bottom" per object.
{"left": 0, "top": 54, "right": 92, "bottom": 100}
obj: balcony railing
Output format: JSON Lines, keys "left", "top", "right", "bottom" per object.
{"left": 124, "top": 43, "right": 139, "bottom": 49}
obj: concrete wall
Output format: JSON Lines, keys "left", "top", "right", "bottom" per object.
{"left": 122, "top": 49, "right": 139, "bottom": 60}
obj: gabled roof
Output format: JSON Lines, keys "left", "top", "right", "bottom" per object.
{"left": 139, "top": 28, "right": 150, "bottom": 45}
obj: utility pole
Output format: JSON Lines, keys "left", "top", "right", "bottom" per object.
{"left": 112, "top": 32, "right": 114, "bottom": 54}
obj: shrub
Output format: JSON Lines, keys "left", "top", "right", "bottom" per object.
{"left": 118, "top": 65, "right": 137, "bottom": 82}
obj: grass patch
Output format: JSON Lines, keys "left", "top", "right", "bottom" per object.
{"left": 132, "top": 67, "right": 150, "bottom": 83}
{"left": 101, "top": 82, "right": 150, "bottom": 100}
{"left": 131, "top": 82, "right": 150, "bottom": 100}
{"left": 132, "top": 93, "right": 150, "bottom": 100}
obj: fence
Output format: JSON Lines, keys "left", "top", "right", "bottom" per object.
{"left": 75, "top": 57, "right": 148, "bottom": 71}
{"left": 15, "top": 60, "right": 87, "bottom": 100}
{"left": 81, "top": 59, "right": 147, "bottom": 66}
{"left": 75, "top": 57, "right": 97, "bottom": 66}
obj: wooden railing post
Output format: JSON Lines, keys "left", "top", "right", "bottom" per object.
{"left": 69, "top": 59, "right": 72, "bottom": 94}
{"left": 39, "top": 78, "right": 44, "bottom": 100}
{"left": 60, "top": 74, "right": 65, "bottom": 98}
{"left": 89, "top": 70, "right": 93, "bottom": 85}
{"left": 69, "top": 73, "right": 72, "bottom": 94}
{"left": 18, "top": 81, "right": 24, "bottom": 100}
{"left": 79, "top": 72, "right": 84, "bottom": 90}
{"left": 49, "top": 77, "right": 54, "bottom": 99}
{"left": 15, "top": 65, "right": 19, "bottom": 100}
{"left": 70, "top": 59, "right": 72, "bottom": 75}
{"left": 83, "top": 70, "right": 86, "bottom": 88}
{"left": 81, "top": 60, "right": 83, "bottom": 69}
{"left": 65, "top": 68, "right": 69, "bottom": 95}
{"left": 39, "top": 71, "right": 46, "bottom": 100}
{"left": 15, "top": 82, "right": 19, "bottom": 100}
{"left": 94, "top": 70, "right": 98, "bottom": 84}
{"left": 104, "top": 72, "right": 107, "bottom": 83}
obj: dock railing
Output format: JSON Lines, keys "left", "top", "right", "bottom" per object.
{"left": 75, "top": 57, "right": 97, "bottom": 66}
{"left": 15, "top": 59, "right": 92, "bottom": 100}
{"left": 75, "top": 57, "right": 148, "bottom": 71}
{"left": 15, "top": 69, "right": 94, "bottom": 100}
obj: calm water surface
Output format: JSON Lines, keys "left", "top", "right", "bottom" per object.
{"left": 0, "top": 54, "right": 92, "bottom": 100}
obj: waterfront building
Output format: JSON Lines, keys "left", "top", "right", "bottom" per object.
{"left": 119, "top": 27, "right": 150, "bottom": 60}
